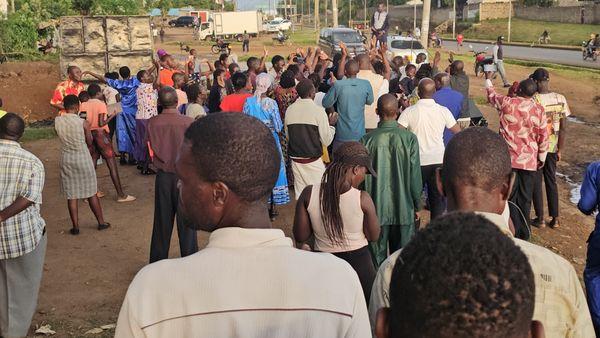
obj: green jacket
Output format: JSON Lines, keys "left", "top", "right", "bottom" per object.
{"left": 360, "top": 120, "right": 422, "bottom": 226}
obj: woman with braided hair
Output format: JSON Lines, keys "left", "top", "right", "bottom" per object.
{"left": 293, "top": 141, "right": 380, "bottom": 302}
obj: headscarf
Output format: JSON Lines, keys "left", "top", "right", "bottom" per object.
{"left": 254, "top": 73, "right": 272, "bottom": 100}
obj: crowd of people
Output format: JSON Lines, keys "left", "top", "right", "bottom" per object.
{"left": 1, "top": 17, "right": 600, "bottom": 337}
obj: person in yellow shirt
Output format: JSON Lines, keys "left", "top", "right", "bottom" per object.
{"left": 0, "top": 98, "right": 7, "bottom": 119}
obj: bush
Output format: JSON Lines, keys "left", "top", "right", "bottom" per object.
{"left": 0, "top": 11, "right": 38, "bottom": 53}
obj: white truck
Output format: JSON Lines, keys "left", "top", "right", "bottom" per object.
{"left": 198, "top": 11, "right": 261, "bottom": 41}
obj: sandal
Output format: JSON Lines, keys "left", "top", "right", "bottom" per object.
{"left": 98, "top": 223, "right": 111, "bottom": 231}
{"left": 70, "top": 228, "right": 80, "bottom": 235}
{"left": 141, "top": 168, "right": 156, "bottom": 175}
{"left": 117, "top": 195, "right": 136, "bottom": 203}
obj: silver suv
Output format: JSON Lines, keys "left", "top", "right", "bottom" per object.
{"left": 318, "top": 27, "right": 366, "bottom": 57}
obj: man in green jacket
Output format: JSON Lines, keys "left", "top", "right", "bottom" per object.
{"left": 360, "top": 94, "right": 422, "bottom": 266}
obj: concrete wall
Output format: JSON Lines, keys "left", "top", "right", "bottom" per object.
{"left": 479, "top": 1, "right": 512, "bottom": 20}
{"left": 514, "top": 4, "right": 599, "bottom": 24}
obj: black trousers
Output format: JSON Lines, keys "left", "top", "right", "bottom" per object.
{"left": 510, "top": 169, "right": 537, "bottom": 224}
{"left": 533, "top": 152, "right": 559, "bottom": 218}
{"left": 242, "top": 41, "right": 249, "bottom": 52}
{"left": 421, "top": 164, "right": 445, "bottom": 220}
{"left": 150, "top": 171, "right": 198, "bottom": 263}
{"left": 333, "top": 246, "right": 376, "bottom": 303}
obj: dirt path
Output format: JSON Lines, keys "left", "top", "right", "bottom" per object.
{"left": 4, "top": 28, "right": 599, "bottom": 336}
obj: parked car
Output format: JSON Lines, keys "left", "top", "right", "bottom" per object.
{"left": 318, "top": 27, "right": 366, "bottom": 57}
{"left": 386, "top": 35, "right": 428, "bottom": 63}
{"left": 169, "top": 16, "right": 195, "bottom": 28}
{"left": 265, "top": 18, "right": 292, "bottom": 32}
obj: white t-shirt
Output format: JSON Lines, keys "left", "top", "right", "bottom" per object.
{"left": 398, "top": 99, "right": 457, "bottom": 166}
{"left": 314, "top": 91, "right": 326, "bottom": 107}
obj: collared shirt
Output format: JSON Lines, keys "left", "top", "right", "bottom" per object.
{"left": 357, "top": 70, "right": 389, "bottom": 129}
{"left": 106, "top": 77, "right": 141, "bottom": 115}
{"left": 486, "top": 80, "right": 549, "bottom": 171}
{"left": 322, "top": 77, "right": 374, "bottom": 142}
{"left": 0, "top": 140, "right": 45, "bottom": 259}
{"left": 115, "top": 227, "right": 370, "bottom": 338}
{"left": 361, "top": 120, "right": 421, "bottom": 226}
{"left": 534, "top": 92, "right": 571, "bottom": 153}
{"left": 285, "top": 98, "right": 335, "bottom": 159}
{"left": 146, "top": 109, "right": 193, "bottom": 173}
{"left": 432, "top": 87, "right": 464, "bottom": 145}
{"left": 50, "top": 79, "right": 85, "bottom": 115}
{"left": 368, "top": 211, "right": 594, "bottom": 338}
{"left": 398, "top": 98, "right": 457, "bottom": 166}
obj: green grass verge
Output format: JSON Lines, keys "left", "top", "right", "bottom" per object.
{"left": 21, "top": 127, "right": 57, "bottom": 143}
{"left": 457, "top": 18, "right": 596, "bottom": 47}
{"left": 289, "top": 29, "right": 319, "bottom": 46}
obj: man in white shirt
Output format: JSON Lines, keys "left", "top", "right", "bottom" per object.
{"left": 398, "top": 78, "right": 460, "bottom": 219}
{"left": 285, "top": 79, "right": 337, "bottom": 200}
{"left": 356, "top": 53, "right": 389, "bottom": 131}
{"left": 369, "top": 127, "right": 594, "bottom": 338}
{"left": 493, "top": 36, "right": 511, "bottom": 87}
{"left": 115, "top": 113, "right": 370, "bottom": 338}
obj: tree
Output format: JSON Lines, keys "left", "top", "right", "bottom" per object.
{"left": 72, "top": 0, "right": 95, "bottom": 15}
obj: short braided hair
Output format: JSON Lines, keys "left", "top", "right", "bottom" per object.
{"left": 184, "top": 113, "right": 279, "bottom": 202}
{"left": 389, "top": 212, "right": 535, "bottom": 338}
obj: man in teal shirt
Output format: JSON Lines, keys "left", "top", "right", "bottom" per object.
{"left": 322, "top": 59, "right": 373, "bottom": 151}
{"left": 361, "top": 94, "right": 422, "bottom": 266}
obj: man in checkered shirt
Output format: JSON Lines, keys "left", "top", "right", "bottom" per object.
{"left": 0, "top": 113, "right": 47, "bottom": 337}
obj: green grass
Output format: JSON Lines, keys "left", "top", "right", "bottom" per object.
{"left": 21, "top": 127, "right": 56, "bottom": 142}
{"left": 457, "top": 18, "right": 596, "bottom": 47}
{"left": 289, "top": 29, "right": 319, "bottom": 46}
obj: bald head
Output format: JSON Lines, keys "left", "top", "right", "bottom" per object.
{"left": 433, "top": 72, "right": 451, "bottom": 90}
{"left": 356, "top": 54, "right": 371, "bottom": 70}
{"left": 158, "top": 86, "right": 178, "bottom": 109}
{"left": 0, "top": 113, "right": 25, "bottom": 141}
{"left": 376, "top": 94, "right": 399, "bottom": 120}
{"left": 452, "top": 60, "right": 464, "bottom": 74}
{"left": 345, "top": 59, "right": 360, "bottom": 77}
{"left": 418, "top": 78, "right": 436, "bottom": 99}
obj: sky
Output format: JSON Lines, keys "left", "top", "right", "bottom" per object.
{"left": 235, "top": 0, "right": 281, "bottom": 11}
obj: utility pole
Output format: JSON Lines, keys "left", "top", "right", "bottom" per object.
{"left": 325, "top": 0, "right": 328, "bottom": 27}
{"left": 420, "top": 0, "right": 431, "bottom": 48}
{"left": 349, "top": 0, "right": 352, "bottom": 27}
{"left": 364, "top": 0, "right": 367, "bottom": 28}
{"left": 452, "top": 0, "right": 456, "bottom": 39}
{"left": 507, "top": 0, "right": 512, "bottom": 42}
{"left": 315, "top": 0, "right": 320, "bottom": 43}
{"left": 332, "top": 0, "right": 338, "bottom": 27}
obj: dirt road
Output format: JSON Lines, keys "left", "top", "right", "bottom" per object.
{"left": 1, "top": 29, "right": 598, "bottom": 337}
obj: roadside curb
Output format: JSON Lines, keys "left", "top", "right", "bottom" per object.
{"left": 460, "top": 38, "right": 581, "bottom": 51}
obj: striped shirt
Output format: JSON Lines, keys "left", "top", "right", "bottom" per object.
{"left": 0, "top": 139, "right": 45, "bottom": 259}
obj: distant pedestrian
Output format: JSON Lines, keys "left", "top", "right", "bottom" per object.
{"left": 581, "top": 7, "right": 585, "bottom": 24}
{"left": 0, "top": 113, "right": 47, "bottom": 338}
{"left": 493, "top": 36, "right": 511, "bottom": 87}
{"left": 371, "top": 3, "right": 389, "bottom": 47}
{"left": 456, "top": 33, "right": 464, "bottom": 49}
{"left": 242, "top": 30, "right": 250, "bottom": 53}
{"left": 146, "top": 87, "right": 198, "bottom": 263}
{"left": 159, "top": 27, "right": 165, "bottom": 43}
{"left": 54, "top": 95, "right": 110, "bottom": 235}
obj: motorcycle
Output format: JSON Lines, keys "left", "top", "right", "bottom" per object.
{"left": 582, "top": 41, "right": 598, "bottom": 61}
{"left": 272, "top": 34, "right": 289, "bottom": 45}
{"left": 469, "top": 45, "right": 494, "bottom": 77}
{"left": 211, "top": 42, "right": 231, "bottom": 55}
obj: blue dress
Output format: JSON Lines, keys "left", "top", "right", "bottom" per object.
{"left": 106, "top": 77, "right": 140, "bottom": 154}
{"left": 579, "top": 161, "right": 600, "bottom": 335}
{"left": 243, "top": 96, "right": 290, "bottom": 205}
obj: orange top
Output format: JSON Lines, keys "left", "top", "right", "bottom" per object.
{"left": 159, "top": 68, "right": 183, "bottom": 87}
{"left": 80, "top": 99, "right": 109, "bottom": 133}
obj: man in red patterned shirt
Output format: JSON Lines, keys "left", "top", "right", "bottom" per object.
{"left": 50, "top": 66, "right": 85, "bottom": 116}
{"left": 485, "top": 71, "right": 548, "bottom": 226}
